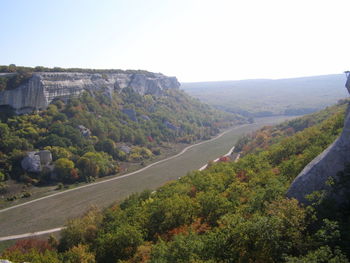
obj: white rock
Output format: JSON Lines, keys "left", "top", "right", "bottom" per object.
{"left": 0, "top": 72, "right": 180, "bottom": 113}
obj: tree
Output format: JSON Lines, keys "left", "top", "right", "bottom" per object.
{"left": 62, "top": 244, "right": 95, "bottom": 263}
{"left": 0, "top": 122, "right": 10, "bottom": 138}
{"left": 44, "top": 146, "right": 72, "bottom": 161}
{"left": 285, "top": 246, "right": 349, "bottom": 263}
{"left": 95, "top": 139, "right": 115, "bottom": 156}
{"left": 150, "top": 232, "right": 205, "bottom": 263}
{"left": 95, "top": 224, "right": 143, "bottom": 263}
{"left": 146, "top": 194, "right": 199, "bottom": 239}
{"left": 59, "top": 206, "right": 102, "bottom": 251}
{"left": 37, "top": 134, "right": 72, "bottom": 148}
{"left": 1, "top": 238, "right": 60, "bottom": 263}
{"left": 0, "top": 171, "right": 5, "bottom": 181}
{"left": 77, "top": 152, "right": 114, "bottom": 180}
{"left": 197, "top": 190, "right": 231, "bottom": 226}
{"left": 54, "top": 158, "right": 75, "bottom": 182}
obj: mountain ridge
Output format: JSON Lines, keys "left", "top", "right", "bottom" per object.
{"left": 0, "top": 71, "right": 180, "bottom": 114}
{"left": 181, "top": 74, "right": 348, "bottom": 117}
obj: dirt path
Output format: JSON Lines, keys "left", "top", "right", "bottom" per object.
{"left": 0, "top": 116, "right": 295, "bottom": 240}
{"left": 0, "top": 125, "right": 245, "bottom": 214}
{"left": 0, "top": 228, "right": 65, "bottom": 242}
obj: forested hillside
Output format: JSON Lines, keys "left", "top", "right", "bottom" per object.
{"left": 181, "top": 75, "right": 348, "bottom": 117}
{"left": 235, "top": 99, "right": 349, "bottom": 156}
{"left": 0, "top": 72, "right": 242, "bottom": 200}
{"left": 2, "top": 102, "right": 349, "bottom": 262}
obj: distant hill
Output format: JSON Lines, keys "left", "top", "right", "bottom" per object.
{"left": 181, "top": 74, "right": 348, "bottom": 117}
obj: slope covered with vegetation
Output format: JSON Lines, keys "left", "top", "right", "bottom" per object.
{"left": 181, "top": 75, "right": 348, "bottom": 117}
{"left": 0, "top": 71, "right": 242, "bottom": 199}
{"left": 2, "top": 102, "right": 349, "bottom": 262}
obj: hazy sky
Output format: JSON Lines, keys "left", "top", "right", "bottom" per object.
{"left": 1, "top": 0, "right": 349, "bottom": 82}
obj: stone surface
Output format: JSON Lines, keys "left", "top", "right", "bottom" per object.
{"left": 287, "top": 74, "right": 350, "bottom": 203}
{"left": 21, "top": 152, "right": 42, "bottom": 173}
{"left": 78, "top": 125, "right": 91, "bottom": 137}
{"left": 164, "top": 120, "right": 180, "bottom": 131}
{"left": 119, "top": 145, "right": 131, "bottom": 154}
{"left": 122, "top": 108, "right": 138, "bottom": 122}
{"left": 37, "top": 150, "right": 52, "bottom": 165}
{"left": 346, "top": 72, "right": 350, "bottom": 94}
{"left": 0, "top": 72, "right": 180, "bottom": 113}
{"left": 141, "top": 114, "right": 151, "bottom": 121}
{"left": 21, "top": 150, "right": 53, "bottom": 173}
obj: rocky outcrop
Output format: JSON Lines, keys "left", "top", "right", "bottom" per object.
{"left": 119, "top": 145, "right": 131, "bottom": 154}
{"left": 78, "top": 125, "right": 91, "bottom": 137}
{"left": 287, "top": 73, "right": 350, "bottom": 204}
{"left": 0, "top": 72, "right": 180, "bottom": 113}
{"left": 21, "top": 150, "right": 53, "bottom": 173}
{"left": 122, "top": 108, "right": 138, "bottom": 122}
{"left": 141, "top": 114, "right": 151, "bottom": 121}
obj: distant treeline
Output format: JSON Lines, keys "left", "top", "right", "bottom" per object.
{"left": 182, "top": 75, "right": 348, "bottom": 118}
{"left": 217, "top": 105, "right": 318, "bottom": 118}
{"left": 0, "top": 64, "right": 153, "bottom": 75}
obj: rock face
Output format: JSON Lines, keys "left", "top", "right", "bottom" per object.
{"left": 287, "top": 74, "right": 350, "bottom": 204}
{"left": 21, "top": 150, "right": 53, "bottom": 173}
{"left": 122, "top": 108, "right": 138, "bottom": 122}
{"left": 21, "top": 152, "right": 43, "bottom": 173}
{"left": 78, "top": 125, "right": 91, "bottom": 137}
{"left": 0, "top": 72, "right": 180, "bottom": 113}
{"left": 164, "top": 120, "right": 180, "bottom": 131}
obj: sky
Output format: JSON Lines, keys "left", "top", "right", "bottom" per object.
{"left": 1, "top": 0, "right": 349, "bottom": 82}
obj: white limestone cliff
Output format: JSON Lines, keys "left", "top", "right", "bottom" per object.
{"left": 0, "top": 72, "right": 180, "bottom": 113}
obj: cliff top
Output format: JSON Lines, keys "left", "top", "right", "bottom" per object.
{"left": 0, "top": 65, "right": 173, "bottom": 93}
{"left": 0, "top": 64, "right": 156, "bottom": 76}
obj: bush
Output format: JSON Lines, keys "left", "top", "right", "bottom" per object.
{"left": 54, "top": 158, "right": 75, "bottom": 182}
{"left": 0, "top": 171, "right": 5, "bottom": 181}
{"left": 0, "top": 182, "right": 8, "bottom": 194}
{"left": 55, "top": 183, "right": 63, "bottom": 190}
{"left": 6, "top": 195, "right": 17, "bottom": 201}
{"left": 21, "top": 191, "right": 32, "bottom": 198}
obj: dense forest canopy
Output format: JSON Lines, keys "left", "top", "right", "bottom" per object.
{"left": 2, "top": 101, "right": 349, "bottom": 262}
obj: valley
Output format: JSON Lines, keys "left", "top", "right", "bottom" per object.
{"left": 2, "top": 1, "right": 350, "bottom": 261}
{"left": 0, "top": 115, "right": 294, "bottom": 239}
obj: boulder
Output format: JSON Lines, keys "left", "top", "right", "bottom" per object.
{"left": 78, "top": 125, "right": 91, "bottom": 137}
{"left": 141, "top": 114, "right": 151, "bottom": 121}
{"left": 119, "top": 145, "right": 131, "bottom": 154}
{"left": 164, "top": 120, "right": 179, "bottom": 131}
{"left": 21, "top": 152, "right": 42, "bottom": 173}
{"left": 21, "top": 150, "right": 53, "bottom": 173}
{"left": 37, "top": 150, "right": 52, "bottom": 165}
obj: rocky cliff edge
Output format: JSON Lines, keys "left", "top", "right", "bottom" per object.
{"left": 0, "top": 72, "right": 180, "bottom": 114}
{"left": 287, "top": 73, "right": 350, "bottom": 204}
